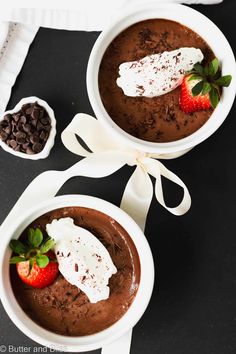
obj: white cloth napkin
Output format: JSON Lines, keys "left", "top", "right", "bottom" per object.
{"left": 0, "top": 0, "right": 224, "bottom": 31}
{"left": 0, "top": 23, "right": 38, "bottom": 115}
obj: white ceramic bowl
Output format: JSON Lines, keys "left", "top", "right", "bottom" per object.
{"left": 0, "top": 96, "right": 56, "bottom": 160}
{"left": 87, "top": 3, "right": 236, "bottom": 156}
{"left": 0, "top": 195, "right": 154, "bottom": 352}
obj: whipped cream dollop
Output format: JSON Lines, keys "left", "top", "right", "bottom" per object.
{"left": 117, "top": 47, "right": 204, "bottom": 97}
{"left": 46, "top": 217, "right": 117, "bottom": 303}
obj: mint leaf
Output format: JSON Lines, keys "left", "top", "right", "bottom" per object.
{"left": 10, "top": 256, "right": 26, "bottom": 264}
{"left": 193, "top": 63, "right": 204, "bottom": 76}
{"left": 32, "top": 228, "right": 43, "bottom": 247}
{"left": 9, "top": 240, "right": 27, "bottom": 255}
{"left": 202, "top": 82, "right": 212, "bottom": 95}
{"left": 209, "top": 58, "right": 219, "bottom": 77}
{"left": 36, "top": 255, "right": 49, "bottom": 268}
{"left": 40, "top": 238, "right": 55, "bottom": 254}
{"left": 209, "top": 87, "right": 220, "bottom": 108}
{"left": 192, "top": 80, "right": 204, "bottom": 97}
{"left": 215, "top": 75, "right": 232, "bottom": 87}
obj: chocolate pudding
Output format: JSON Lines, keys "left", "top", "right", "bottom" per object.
{"left": 99, "top": 19, "right": 215, "bottom": 143}
{"left": 10, "top": 207, "right": 140, "bottom": 336}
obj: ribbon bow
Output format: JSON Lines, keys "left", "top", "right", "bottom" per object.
{"left": 61, "top": 113, "right": 191, "bottom": 230}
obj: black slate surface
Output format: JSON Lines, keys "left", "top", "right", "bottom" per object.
{"left": 0, "top": 1, "right": 236, "bottom": 353}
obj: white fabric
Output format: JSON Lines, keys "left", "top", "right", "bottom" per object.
{"left": 0, "top": 0, "right": 223, "bottom": 31}
{"left": 61, "top": 113, "right": 192, "bottom": 231}
{"left": 0, "top": 23, "right": 38, "bottom": 115}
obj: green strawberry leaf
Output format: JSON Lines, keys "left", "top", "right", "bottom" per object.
{"left": 27, "top": 228, "right": 35, "bottom": 246}
{"left": 40, "top": 238, "right": 55, "bottom": 254}
{"left": 31, "top": 228, "right": 43, "bottom": 247}
{"left": 209, "top": 58, "right": 219, "bottom": 77}
{"left": 29, "top": 257, "right": 35, "bottom": 270}
{"left": 36, "top": 254, "right": 49, "bottom": 268}
{"left": 202, "top": 82, "right": 212, "bottom": 95}
{"left": 215, "top": 75, "right": 232, "bottom": 87}
{"left": 192, "top": 80, "right": 204, "bottom": 97}
{"left": 188, "top": 74, "right": 203, "bottom": 82}
{"left": 9, "top": 256, "right": 26, "bottom": 264}
{"left": 209, "top": 87, "right": 220, "bottom": 108}
{"left": 9, "top": 240, "right": 27, "bottom": 255}
{"left": 214, "top": 69, "right": 222, "bottom": 80}
{"left": 193, "top": 63, "right": 204, "bottom": 76}
{"left": 204, "top": 65, "right": 209, "bottom": 77}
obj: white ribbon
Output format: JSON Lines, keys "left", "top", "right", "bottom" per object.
{"left": 61, "top": 113, "right": 191, "bottom": 230}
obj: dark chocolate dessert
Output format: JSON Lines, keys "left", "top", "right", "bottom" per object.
{"left": 10, "top": 207, "right": 140, "bottom": 336}
{"left": 99, "top": 19, "right": 215, "bottom": 143}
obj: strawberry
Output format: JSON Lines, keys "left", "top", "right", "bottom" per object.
{"left": 9, "top": 227, "right": 58, "bottom": 288}
{"left": 180, "top": 75, "right": 211, "bottom": 113}
{"left": 179, "top": 58, "right": 232, "bottom": 113}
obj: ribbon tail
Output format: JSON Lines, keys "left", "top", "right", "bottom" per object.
{"left": 143, "top": 158, "right": 191, "bottom": 216}
{"left": 61, "top": 113, "right": 121, "bottom": 156}
{"left": 120, "top": 166, "right": 153, "bottom": 231}
{"left": 0, "top": 151, "right": 128, "bottom": 238}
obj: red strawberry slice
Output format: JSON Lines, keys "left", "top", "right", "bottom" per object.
{"left": 179, "top": 75, "right": 211, "bottom": 113}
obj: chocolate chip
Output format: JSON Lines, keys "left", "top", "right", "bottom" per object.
{"left": 31, "top": 108, "right": 40, "bottom": 120}
{"left": 9, "top": 140, "right": 17, "bottom": 148}
{"left": 4, "top": 114, "right": 11, "bottom": 123}
{"left": 25, "top": 107, "right": 33, "bottom": 115}
{"left": 37, "top": 121, "right": 44, "bottom": 131}
{"left": 13, "top": 145, "right": 21, "bottom": 152}
{"left": 30, "top": 119, "right": 37, "bottom": 128}
{"left": 39, "top": 130, "right": 48, "bottom": 141}
{"left": 4, "top": 126, "right": 11, "bottom": 135}
{"left": 16, "top": 137, "right": 26, "bottom": 145}
{"left": 19, "top": 115, "right": 27, "bottom": 125}
{"left": 30, "top": 135, "right": 39, "bottom": 144}
{"left": 22, "top": 103, "right": 31, "bottom": 112}
{"left": 0, "top": 121, "right": 6, "bottom": 130}
{"left": 26, "top": 147, "right": 34, "bottom": 155}
{"left": 0, "top": 131, "right": 8, "bottom": 141}
{"left": 22, "top": 124, "right": 31, "bottom": 133}
{"left": 41, "top": 117, "right": 50, "bottom": 125}
{"left": 32, "top": 143, "right": 43, "bottom": 153}
{"left": 13, "top": 113, "right": 21, "bottom": 122}
{"left": 15, "top": 131, "right": 26, "bottom": 140}
{"left": 22, "top": 142, "right": 29, "bottom": 150}
{"left": 44, "top": 124, "right": 51, "bottom": 132}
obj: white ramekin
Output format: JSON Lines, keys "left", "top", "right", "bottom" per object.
{"left": 0, "top": 96, "right": 56, "bottom": 160}
{"left": 0, "top": 195, "right": 154, "bottom": 352}
{"left": 87, "top": 2, "right": 236, "bottom": 156}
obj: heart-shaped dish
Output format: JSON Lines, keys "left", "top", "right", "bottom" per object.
{"left": 0, "top": 96, "right": 56, "bottom": 160}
